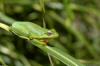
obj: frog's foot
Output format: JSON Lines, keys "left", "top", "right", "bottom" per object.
{"left": 28, "top": 36, "right": 34, "bottom": 40}
{"left": 29, "top": 37, "right": 34, "bottom": 40}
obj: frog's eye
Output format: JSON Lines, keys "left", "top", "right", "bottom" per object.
{"left": 47, "top": 31, "right": 52, "bottom": 36}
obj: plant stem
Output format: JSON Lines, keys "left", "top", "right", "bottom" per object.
{"left": 0, "top": 22, "right": 10, "bottom": 31}
{"left": 48, "top": 53, "right": 54, "bottom": 66}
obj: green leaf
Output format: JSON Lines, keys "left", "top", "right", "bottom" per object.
{"left": 30, "top": 39, "right": 85, "bottom": 66}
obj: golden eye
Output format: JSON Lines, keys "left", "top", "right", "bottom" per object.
{"left": 47, "top": 31, "right": 52, "bottom": 35}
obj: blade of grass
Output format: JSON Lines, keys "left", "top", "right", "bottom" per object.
{"left": 0, "top": 0, "right": 4, "bottom": 13}
{"left": 0, "top": 22, "right": 10, "bottom": 31}
{"left": 48, "top": 11, "right": 99, "bottom": 59}
{"left": 39, "top": 0, "right": 46, "bottom": 28}
{"left": 0, "top": 44, "right": 31, "bottom": 66}
{"left": 0, "top": 56, "right": 6, "bottom": 66}
{"left": 83, "top": 14, "right": 100, "bottom": 30}
{"left": 69, "top": 3, "right": 100, "bottom": 19}
{"left": 30, "top": 39, "right": 85, "bottom": 66}
{"left": 0, "top": 12, "right": 15, "bottom": 25}
{"left": 79, "top": 59, "right": 100, "bottom": 66}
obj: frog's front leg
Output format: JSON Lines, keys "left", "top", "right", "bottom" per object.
{"left": 19, "top": 36, "right": 30, "bottom": 40}
{"left": 40, "top": 40, "right": 48, "bottom": 43}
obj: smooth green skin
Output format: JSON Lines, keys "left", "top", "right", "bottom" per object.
{"left": 10, "top": 22, "right": 59, "bottom": 40}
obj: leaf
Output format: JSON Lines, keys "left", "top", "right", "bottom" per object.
{"left": 30, "top": 39, "right": 85, "bottom": 66}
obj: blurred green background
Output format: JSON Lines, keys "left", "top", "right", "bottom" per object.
{"left": 0, "top": 0, "right": 100, "bottom": 66}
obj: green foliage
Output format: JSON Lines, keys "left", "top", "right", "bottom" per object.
{"left": 0, "top": 0, "right": 100, "bottom": 66}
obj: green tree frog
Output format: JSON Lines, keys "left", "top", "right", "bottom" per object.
{"left": 10, "top": 22, "right": 59, "bottom": 42}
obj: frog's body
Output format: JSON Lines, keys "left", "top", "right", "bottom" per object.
{"left": 11, "top": 22, "right": 59, "bottom": 40}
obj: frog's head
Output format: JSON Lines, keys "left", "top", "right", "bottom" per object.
{"left": 41, "top": 29, "right": 59, "bottom": 39}
{"left": 46, "top": 29, "right": 59, "bottom": 38}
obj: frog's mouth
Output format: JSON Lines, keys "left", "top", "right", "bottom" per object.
{"left": 39, "top": 34, "right": 59, "bottom": 39}
{"left": 28, "top": 35, "right": 58, "bottom": 40}
{"left": 37, "top": 38, "right": 56, "bottom": 43}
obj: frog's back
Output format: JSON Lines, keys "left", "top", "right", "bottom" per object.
{"left": 11, "top": 22, "right": 48, "bottom": 37}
